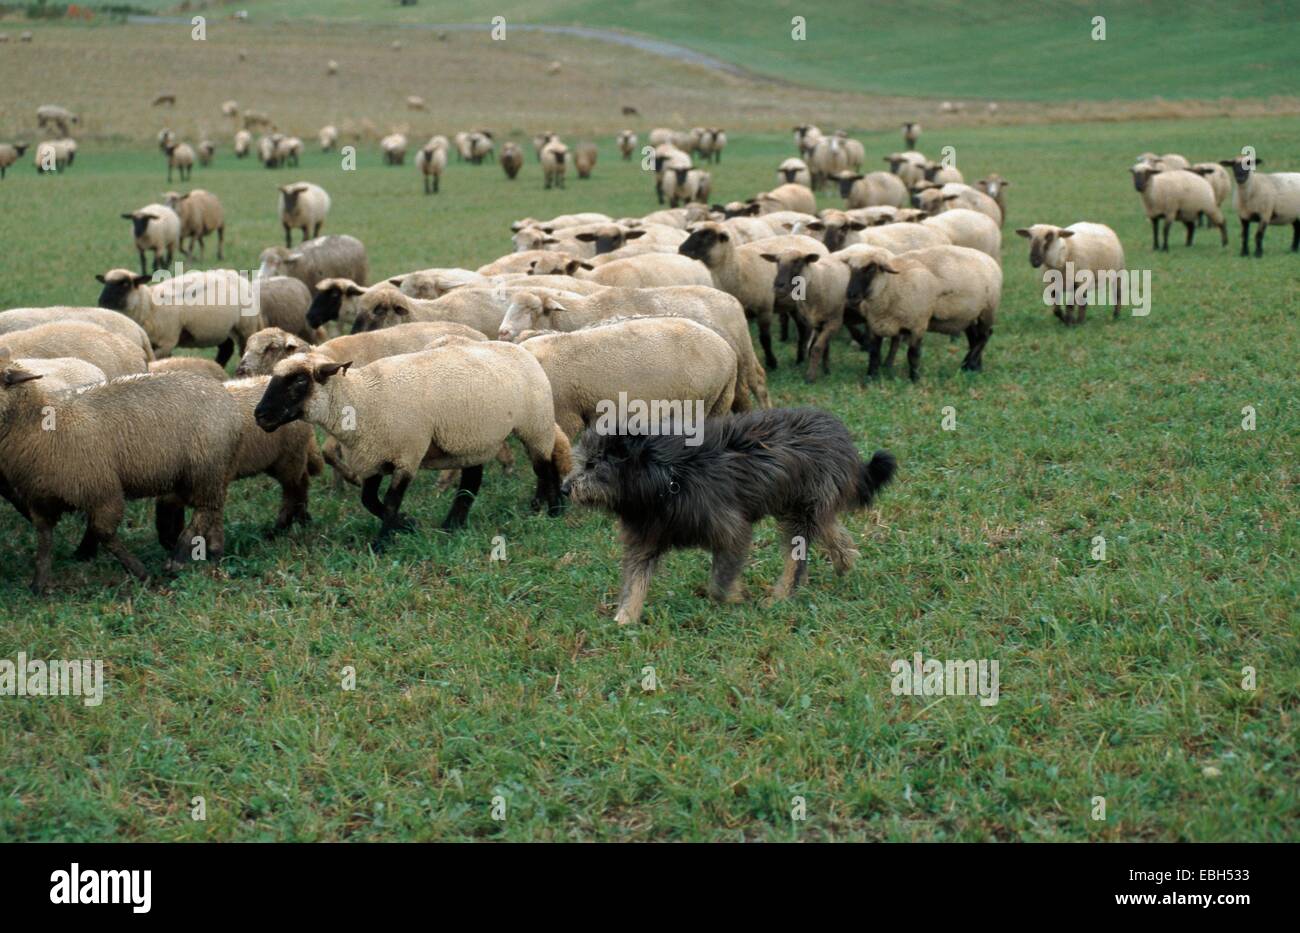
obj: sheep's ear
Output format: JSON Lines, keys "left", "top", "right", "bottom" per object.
{"left": 132, "top": 274, "right": 153, "bottom": 287}
{"left": 387, "top": 276, "right": 404, "bottom": 286}
{"left": 573, "top": 233, "right": 597, "bottom": 242}
{"left": 710, "top": 203, "right": 727, "bottom": 212}
{"left": 742, "top": 203, "right": 761, "bottom": 216}
{"left": 758, "top": 253, "right": 779, "bottom": 263}
{"left": 804, "top": 253, "right": 821, "bottom": 263}
{"left": 313, "top": 360, "right": 351, "bottom": 383}
{"left": 1254, "top": 158, "right": 1264, "bottom": 166}
{"left": 392, "top": 303, "right": 410, "bottom": 316}
{"left": 578, "top": 261, "right": 595, "bottom": 271}
{"left": 344, "top": 283, "right": 366, "bottom": 296}
{"left": 1014, "top": 228, "right": 1032, "bottom": 238}
{"left": 779, "top": 222, "right": 795, "bottom": 232}
{"left": 624, "top": 229, "right": 646, "bottom": 240}
{"left": 543, "top": 297, "right": 568, "bottom": 313}
{"left": 717, "top": 231, "right": 731, "bottom": 241}
{"left": 806, "top": 221, "right": 825, "bottom": 231}
{"left": 1000, "top": 181, "right": 1011, "bottom": 187}
{"left": 1058, "top": 230, "right": 1075, "bottom": 238}
{"left": 542, "top": 237, "right": 560, "bottom": 246}
{"left": 848, "top": 221, "right": 867, "bottom": 231}
{"left": 3, "top": 367, "right": 42, "bottom": 387}
{"left": 528, "top": 260, "right": 539, "bottom": 271}
{"left": 942, "top": 194, "right": 960, "bottom": 201}
{"left": 95, "top": 273, "right": 108, "bottom": 283}
{"left": 284, "top": 253, "right": 304, "bottom": 264}
{"left": 1216, "top": 160, "right": 1234, "bottom": 167}
{"left": 121, "top": 213, "right": 135, "bottom": 220}
{"left": 880, "top": 261, "right": 901, "bottom": 274}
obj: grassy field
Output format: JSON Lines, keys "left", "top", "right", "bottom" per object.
{"left": 0, "top": 12, "right": 1297, "bottom": 841}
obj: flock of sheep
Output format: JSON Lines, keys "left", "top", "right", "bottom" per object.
{"left": 2, "top": 100, "right": 1298, "bottom": 601}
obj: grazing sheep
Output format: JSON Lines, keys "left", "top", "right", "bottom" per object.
{"left": 1129, "top": 164, "right": 1227, "bottom": 251}
{"left": 234, "top": 130, "right": 252, "bottom": 158}
{"left": 149, "top": 356, "right": 230, "bottom": 381}
{"left": 36, "top": 104, "right": 78, "bottom": 136}
{"left": 755, "top": 183, "right": 817, "bottom": 215}
{"left": 500, "top": 141, "right": 523, "bottom": 179}
{"left": 222, "top": 100, "right": 239, "bottom": 118}
{"left": 32, "top": 141, "right": 70, "bottom": 174}
{"left": 528, "top": 252, "right": 713, "bottom": 289}
{"left": 832, "top": 170, "right": 909, "bottom": 209}
{"left": 0, "top": 321, "right": 148, "bottom": 380}
{"left": 416, "top": 141, "right": 447, "bottom": 194}
{"left": 974, "top": 174, "right": 1011, "bottom": 222}
{"left": 914, "top": 183, "right": 1002, "bottom": 225}
{"left": 259, "top": 235, "right": 368, "bottom": 298}
{"left": 381, "top": 133, "right": 408, "bottom": 166}
{"left": 345, "top": 284, "right": 523, "bottom": 336}
{"left": 163, "top": 143, "right": 195, "bottom": 183}
{"left": 1015, "top": 223, "right": 1126, "bottom": 324}
{"left": 163, "top": 189, "right": 225, "bottom": 261}
{"left": 884, "top": 151, "right": 928, "bottom": 187}
{"left": 242, "top": 110, "right": 271, "bottom": 130}
{"left": 257, "top": 134, "right": 279, "bottom": 166}
{"left": 920, "top": 208, "right": 1001, "bottom": 260}
{"left": 575, "top": 142, "right": 598, "bottom": 179}
{"left": 326, "top": 60, "right": 338, "bottom": 76}
{"left": 235, "top": 322, "right": 485, "bottom": 377}
{"left": 903, "top": 122, "right": 921, "bottom": 148}
{"left": 845, "top": 245, "right": 1000, "bottom": 381}
{"left": 319, "top": 125, "right": 339, "bottom": 152}
{"left": 480, "top": 249, "right": 575, "bottom": 276}
{"left": 778, "top": 158, "right": 812, "bottom": 188}
{"left": 795, "top": 211, "right": 950, "bottom": 254}
{"left": 275, "top": 136, "right": 303, "bottom": 168}
{"left": 541, "top": 139, "right": 569, "bottom": 189}
{"left": 121, "top": 203, "right": 181, "bottom": 274}
{"left": 277, "top": 182, "right": 331, "bottom": 247}
{"left": 96, "top": 268, "right": 261, "bottom": 365}
{"left": 252, "top": 340, "right": 571, "bottom": 544}
{"left": 1217, "top": 154, "right": 1300, "bottom": 257}
{"left": 0, "top": 307, "right": 154, "bottom": 359}
{"left": 197, "top": 140, "right": 215, "bottom": 166}
{"left": 521, "top": 317, "right": 737, "bottom": 438}
{"left": 0, "top": 142, "right": 28, "bottom": 179}
{"left": 617, "top": 130, "right": 638, "bottom": 160}
{"left": 406, "top": 96, "right": 427, "bottom": 111}
{"left": 0, "top": 368, "right": 243, "bottom": 592}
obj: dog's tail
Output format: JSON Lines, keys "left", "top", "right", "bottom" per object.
{"left": 856, "top": 450, "right": 897, "bottom": 506}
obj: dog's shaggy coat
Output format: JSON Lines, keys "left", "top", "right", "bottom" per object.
{"left": 563, "top": 407, "right": 895, "bottom": 624}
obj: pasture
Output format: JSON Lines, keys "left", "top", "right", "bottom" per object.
{"left": 0, "top": 11, "right": 1296, "bottom": 842}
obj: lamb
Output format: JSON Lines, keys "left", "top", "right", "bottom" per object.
{"left": 679, "top": 223, "right": 828, "bottom": 369}
{"left": 163, "top": 143, "right": 195, "bottom": 183}
{"left": 755, "top": 183, "right": 817, "bottom": 215}
{"left": 0, "top": 307, "right": 154, "bottom": 359}
{"left": 0, "top": 322, "right": 147, "bottom": 380}
{"left": 416, "top": 140, "right": 447, "bottom": 194}
{"left": 778, "top": 158, "right": 812, "bottom": 188}
{"left": 520, "top": 318, "right": 737, "bottom": 438}
{"left": 617, "top": 130, "right": 638, "bottom": 161}
{"left": 381, "top": 133, "right": 408, "bottom": 166}
{"left": 1129, "top": 163, "right": 1227, "bottom": 251}
{"left": 0, "top": 367, "right": 243, "bottom": 592}
{"left": 277, "top": 182, "right": 330, "bottom": 247}
{"left": 319, "top": 125, "right": 339, "bottom": 151}
{"left": 919, "top": 207, "right": 1000, "bottom": 259}
{"left": 163, "top": 189, "right": 225, "bottom": 261}
{"left": 974, "top": 174, "right": 1011, "bottom": 222}
{"left": 575, "top": 142, "right": 598, "bottom": 179}
{"left": 234, "top": 130, "right": 252, "bottom": 158}
{"left": 500, "top": 141, "right": 523, "bottom": 179}
{"left": 541, "top": 139, "right": 569, "bottom": 189}
{"left": 1217, "top": 154, "right": 1300, "bottom": 257}
{"left": 884, "top": 151, "right": 928, "bottom": 187}
{"left": 235, "top": 322, "right": 486, "bottom": 377}
{"left": 1014, "top": 223, "right": 1126, "bottom": 324}
{"left": 527, "top": 252, "right": 714, "bottom": 288}
{"left": 252, "top": 340, "right": 571, "bottom": 545}
{"left": 499, "top": 286, "right": 769, "bottom": 410}
{"left": 0, "top": 142, "right": 29, "bottom": 179}
{"left": 258, "top": 234, "right": 368, "bottom": 298}
{"left": 96, "top": 268, "right": 261, "bottom": 365}
{"left": 121, "top": 203, "right": 181, "bottom": 274}
{"left": 759, "top": 247, "right": 851, "bottom": 382}
{"left": 149, "top": 356, "right": 230, "bottom": 381}
{"left": 843, "top": 245, "right": 1000, "bottom": 381}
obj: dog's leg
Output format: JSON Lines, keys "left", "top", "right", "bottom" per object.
{"left": 819, "top": 520, "right": 860, "bottom": 575}
{"left": 708, "top": 528, "right": 752, "bottom": 603}
{"left": 771, "top": 521, "right": 811, "bottom": 600}
{"left": 615, "top": 542, "right": 658, "bottom": 625}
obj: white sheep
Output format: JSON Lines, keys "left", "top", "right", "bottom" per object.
{"left": 278, "top": 182, "right": 330, "bottom": 247}
{"left": 1217, "top": 154, "right": 1300, "bottom": 257}
{"left": 832, "top": 170, "right": 909, "bottom": 209}
{"left": 120, "top": 203, "right": 181, "bottom": 275}
{"left": 416, "top": 141, "right": 447, "bottom": 194}
{"left": 920, "top": 208, "right": 1001, "bottom": 260}
{"left": 1014, "top": 223, "right": 1126, "bottom": 324}
{"left": 1129, "top": 163, "right": 1227, "bottom": 251}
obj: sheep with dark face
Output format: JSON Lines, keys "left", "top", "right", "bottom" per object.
{"left": 122, "top": 204, "right": 181, "bottom": 275}
{"left": 277, "top": 182, "right": 330, "bottom": 247}
{"left": 1129, "top": 163, "right": 1227, "bottom": 251}
{"left": 1217, "top": 154, "right": 1300, "bottom": 257}
{"left": 258, "top": 234, "right": 368, "bottom": 299}
{"left": 0, "top": 142, "right": 29, "bottom": 179}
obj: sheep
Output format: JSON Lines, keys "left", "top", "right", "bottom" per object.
{"left": 921, "top": 160, "right": 964, "bottom": 185}
{"left": 527, "top": 252, "right": 713, "bottom": 289}
{"left": 406, "top": 95, "right": 427, "bottom": 111}
{"left": 777, "top": 158, "right": 812, "bottom": 188}
{"left": 510, "top": 213, "right": 610, "bottom": 233}
{"left": 795, "top": 212, "right": 950, "bottom": 254}
{"left": 1014, "top": 223, "right": 1126, "bottom": 324}
{"left": 346, "top": 284, "right": 532, "bottom": 337}
{"left": 235, "top": 322, "right": 486, "bottom": 377}
{"left": 258, "top": 234, "right": 368, "bottom": 297}
{"left": 974, "top": 174, "right": 1011, "bottom": 222}
{"left": 808, "top": 135, "right": 851, "bottom": 190}
{"left": 632, "top": 205, "right": 711, "bottom": 229}
{"left": 33, "top": 141, "right": 70, "bottom": 174}
{"left": 480, "top": 249, "right": 575, "bottom": 276}
{"left": 1, "top": 142, "right": 30, "bottom": 179}
{"left": 0, "top": 367, "right": 244, "bottom": 592}
{"left": 1189, "top": 162, "right": 1230, "bottom": 226}
{"left": 755, "top": 183, "right": 817, "bottom": 215}
{"left": 277, "top": 182, "right": 331, "bottom": 247}
{"left": 902, "top": 122, "right": 921, "bottom": 149}
{"left": 521, "top": 318, "right": 737, "bottom": 439}
{"left": 149, "top": 356, "right": 230, "bottom": 381}
{"left": 257, "top": 134, "right": 279, "bottom": 166}
{"left": 652, "top": 144, "right": 692, "bottom": 204}
{"left": 920, "top": 208, "right": 1001, "bottom": 260}
{"left": 844, "top": 245, "right": 1000, "bottom": 381}
{"left": 540, "top": 139, "right": 569, "bottom": 190}
{"left": 469, "top": 131, "right": 495, "bottom": 164}
{"left": 845, "top": 205, "right": 900, "bottom": 226}
{"left": 234, "top": 130, "right": 252, "bottom": 158}
{"left": 95, "top": 268, "right": 261, "bottom": 365}
{"left": 242, "top": 110, "right": 271, "bottom": 130}
{"left": 121, "top": 203, "right": 181, "bottom": 274}
{"left": 416, "top": 141, "right": 447, "bottom": 194}
{"left": 500, "top": 141, "right": 523, "bottom": 179}
{"left": 832, "top": 170, "right": 909, "bottom": 209}
{"left": 389, "top": 268, "right": 488, "bottom": 299}
{"left": 575, "top": 142, "right": 598, "bottom": 179}
{"left": 1217, "top": 154, "right": 1300, "bottom": 257}
{"left": 0, "top": 353, "right": 105, "bottom": 391}
{"left": 0, "top": 307, "right": 154, "bottom": 359}
{"left": 647, "top": 128, "right": 674, "bottom": 147}
{"left": 708, "top": 129, "right": 727, "bottom": 163}
{"left": 1136, "top": 152, "right": 1190, "bottom": 171}
{"left": 913, "top": 183, "right": 1002, "bottom": 225}
{"left": 697, "top": 128, "right": 726, "bottom": 164}
{"left": 221, "top": 376, "right": 324, "bottom": 534}
{"left": 884, "top": 151, "right": 928, "bottom": 187}
{"left": 319, "top": 125, "right": 339, "bottom": 152}
{"left": 36, "top": 104, "right": 78, "bottom": 136}
{"left": 617, "top": 130, "right": 638, "bottom": 160}
{"left": 55, "top": 138, "right": 78, "bottom": 168}
{"left": 326, "top": 59, "right": 338, "bottom": 75}
{"left": 275, "top": 136, "right": 303, "bottom": 167}
{"left": 196, "top": 140, "right": 215, "bottom": 166}
{"left": 163, "top": 189, "right": 225, "bottom": 261}
{"left": 151, "top": 92, "right": 176, "bottom": 107}
{"left": 793, "top": 124, "right": 822, "bottom": 159}
{"left": 381, "top": 133, "right": 408, "bottom": 166}
{"left": 222, "top": 100, "right": 239, "bottom": 119}
{"left": 0, "top": 321, "right": 147, "bottom": 380}
{"left": 256, "top": 275, "right": 320, "bottom": 343}
{"left": 757, "top": 247, "right": 852, "bottom": 382}
{"left": 663, "top": 167, "right": 711, "bottom": 207}
{"left": 252, "top": 340, "right": 571, "bottom": 545}
{"left": 163, "top": 143, "right": 195, "bottom": 183}
{"left": 1129, "top": 164, "right": 1227, "bottom": 251}
{"left": 679, "top": 223, "right": 828, "bottom": 369}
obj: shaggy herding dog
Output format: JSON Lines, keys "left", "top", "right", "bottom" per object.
{"left": 561, "top": 407, "right": 896, "bottom": 624}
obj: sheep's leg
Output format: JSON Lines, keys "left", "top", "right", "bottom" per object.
{"left": 1151, "top": 217, "right": 1161, "bottom": 251}
{"left": 1254, "top": 223, "right": 1266, "bottom": 258}
{"left": 1197, "top": 211, "right": 1205, "bottom": 228}
{"left": 283, "top": 223, "right": 292, "bottom": 248}
{"left": 154, "top": 497, "right": 185, "bottom": 550}
{"left": 29, "top": 513, "right": 58, "bottom": 594}
{"left": 360, "top": 475, "right": 385, "bottom": 518}
{"left": 865, "top": 333, "right": 884, "bottom": 379}
{"left": 884, "top": 336, "right": 901, "bottom": 368}
{"left": 1184, "top": 221, "right": 1195, "bottom": 247}
{"left": 373, "top": 473, "right": 415, "bottom": 549}
{"left": 779, "top": 309, "right": 790, "bottom": 342}
{"left": 217, "top": 226, "right": 224, "bottom": 260}
{"left": 441, "top": 465, "right": 482, "bottom": 530}
{"left": 434, "top": 174, "right": 439, "bottom": 194}
{"left": 215, "top": 339, "right": 234, "bottom": 367}
{"left": 138, "top": 248, "right": 148, "bottom": 277}
{"left": 906, "top": 340, "right": 923, "bottom": 382}
{"left": 961, "top": 324, "right": 981, "bottom": 369}
{"left": 1292, "top": 220, "right": 1300, "bottom": 252}
{"left": 270, "top": 467, "right": 311, "bottom": 535}
{"left": 614, "top": 543, "right": 659, "bottom": 625}
{"left": 757, "top": 315, "right": 778, "bottom": 370}
{"left": 1161, "top": 218, "right": 1171, "bottom": 252}
{"left": 93, "top": 500, "right": 149, "bottom": 582}
{"left": 770, "top": 520, "right": 812, "bottom": 600}
{"left": 1239, "top": 218, "right": 1251, "bottom": 257}
{"left": 530, "top": 457, "right": 563, "bottom": 516}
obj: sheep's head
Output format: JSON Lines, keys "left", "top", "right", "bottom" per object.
{"left": 121, "top": 210, "right": 161, "bottom": 240}
{"left": 913, "top": 189, "right": 947, "bottom": 213}
{"left": 843, "top": 249, "right": 901, "bottom": 306}
{"left": 257, "top": 246, "right": 292, "bottom": 279}
{"left": 1014, "top": 225, "right": 1075, "bottom": 269}
{"left": 255, "top": 353, "right": 351, "bottom": 432}
{"left": 499, "top": 291, "right": 568, "bottom": 341}
{"left": 1129, "top": 163, "right": 1162, "bottom": 193}
{"left": 678, "top": 222, "right": 731, "bottom": 263}
{"left": 832, "top": 171, "right": 863, "bottom": 199}
{"left": 885, "top": 154, "right": 907, "bottom": 174}
{"left": 308, "top": 278, "right": 367, "bottom": 327}
{"left": 759, "top": 249, "right": 822, "bottom": 300}
{"left": 573, "top": 224, "right": 639, "bottom": 255}
{"left": 279, "top": 184, "right": 308, "bottom": 213}
{"left": 893, "top": 209, "right": 929, "bottom": 224}
{"left": 808, "top": 210, "right": 865, "bottom": 251}
{"left": 95, "top": 269, "right": 152, "bottom": 310}
{"left": 236, "top": 327, "right": 308, "bottom": 377}
{"left": 976, "top": 174, "right": 1009, "bottom": 200}
{"left": 350, "top": 285, "right": 412, "bottom": 333}
{"left": 1218, "top": 155, "right": 1260, "bottom": 184}
{"left": 512, "top": 226, "right": 560, "bottom": 253}
{"left": 529, "top": 255, "right": 590, "bottom": 277}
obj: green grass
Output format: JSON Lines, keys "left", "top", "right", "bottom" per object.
{"left": 0, "top": 116, "right": 1297, "bottom": 841}
{"left": 112, "top": 0, "right": 1300, "bottom": 101}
